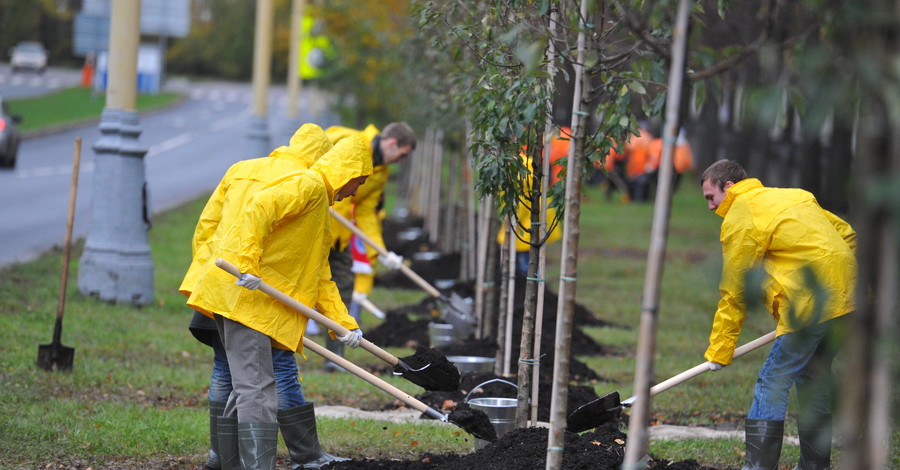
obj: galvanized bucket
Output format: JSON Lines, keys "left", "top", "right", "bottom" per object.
{"left": 465, "top": 378, "right": 518, "bottom": 449}
{"left": 447, "top": 355, "right": 495, "bottom": 375}
{"left": 428, "top": 322, "right": 459, "bottom": 348}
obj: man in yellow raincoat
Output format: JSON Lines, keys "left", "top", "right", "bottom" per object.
{"left": 185, "top": 133, "right": 372, "bottom": 470}
{"left": 700, "top": 160, "right": 855, "bottom": 470}
{"left": 319, "top": 122, "right": 417, "bottom": 371}
{"left": 181, "top": 124, "right": 360, "bottom": 470}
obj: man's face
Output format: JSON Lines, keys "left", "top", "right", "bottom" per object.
{"left": 335, "top": 176, "right": 368, "bottom": 202}
{"left": 380, "top": 138, "right": 413, "bottom": 165}
{"left": 701, "top": 179, "right": 733, "bottom": 211}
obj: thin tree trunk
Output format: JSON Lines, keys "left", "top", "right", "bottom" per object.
{"left": 482, "top": 206, "right": 500, "bottom": 340}
{"left": 623, "top": 0, "right": 691, "bottom": 465}
{"left": 546, "top": 0, "right": 588, "bottom": 467}
{"left": 494, "top": 221, "right": 510, "bottom": 376}
{"left": 503, "top": 221, "right": 516, "bottom": 376}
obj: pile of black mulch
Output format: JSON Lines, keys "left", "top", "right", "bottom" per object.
{"left": 322, "top": 424, "right": 723, "bottom": 470}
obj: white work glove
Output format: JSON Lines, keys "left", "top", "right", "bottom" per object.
{"left": 235, "top": 273, "right": 262, "bottom": 290}
{"left": 708, "top": 362, "right": 727, "bottom": 371}
{"left": 351, "top": 291, "right": 368, "bottom": 304}
{"left": 338, "top": 328, "right": 363, "bottom": 348}
{"left": 381, "top": 251, "right": 404, "bottom": 271}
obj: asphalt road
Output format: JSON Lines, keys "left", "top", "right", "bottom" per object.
{"left": 0, "top": 66, "right": 339, "bottom": 268}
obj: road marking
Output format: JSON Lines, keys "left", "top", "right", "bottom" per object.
{"left": 146, "top": 132, "right": 193, "bottom": 159}
{"left": 14, "top": 161, "right": 95, "bottom": 178}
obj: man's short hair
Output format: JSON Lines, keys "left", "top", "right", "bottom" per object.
{"left": 382, "top": 122, "right": 417, "bottom": 151}
{"left": 701, "top": 159, "right": 748, "bottom": 190}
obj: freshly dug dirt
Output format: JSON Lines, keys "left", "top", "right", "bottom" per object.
{"left": 322, "top": 424, "right": 723, "bottom": 469}
{"left": 397, "top": 346, "right": 461, "bottom": 392}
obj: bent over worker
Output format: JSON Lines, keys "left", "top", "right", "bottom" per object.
{"left": 700, "top": 159, "right": 856, "bottom": 470}
{"left": 180, "top": 124, "right": 358, "bottom": 470}
{"left": 319, "top": 122, "right": 416, "bottom": 371}
{"left": 186, "top": 135, "right": 372, "bottom": 470}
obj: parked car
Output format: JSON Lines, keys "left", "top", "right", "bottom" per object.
{"left": 9, "top": 41, "right": 48, "bottom": 73}
{"left": 0, "top": 96, "right": 23, "bottom": 168}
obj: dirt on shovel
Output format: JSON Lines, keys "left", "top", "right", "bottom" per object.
{"left": 396, "top": 346, "right": 461, "bottom": 392}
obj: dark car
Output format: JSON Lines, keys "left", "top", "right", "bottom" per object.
{"left": 0, "top": 96, "right": 23, "bottom": 168}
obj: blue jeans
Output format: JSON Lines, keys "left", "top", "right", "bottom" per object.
{"left": 748, "top": 317, "right": 845, "bottom": 421}
{"left": 208, "top": 336, "right": 305, "bottom": 410}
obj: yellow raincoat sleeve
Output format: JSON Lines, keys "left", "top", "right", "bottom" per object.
{"left": 351, "top": 165, "right": 389, "bottom": 295}
{"left": 705, "top": 203, "right": 763, "bottom": 365}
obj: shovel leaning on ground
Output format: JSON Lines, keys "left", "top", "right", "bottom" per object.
{"left": 215, "top": 258, "right": 460, "bottom": 392}
{"left": 37, "top": 137, "right": 82, "bottom": 372}
{"left": 566, "top": 331, "right": 777, "bottom": 433}
{"left": 330, "top": 209, "right": 477, "bottom": 337}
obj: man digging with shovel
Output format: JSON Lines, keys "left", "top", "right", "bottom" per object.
{"left": 699, "top": 160, "right": 856, "bottom": 470}
{"left": 184, "top": 132, "right": 372, "bottom": 470}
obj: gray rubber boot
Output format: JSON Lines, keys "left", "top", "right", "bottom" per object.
{"left": 793, "top": 414, "right": 832, "bottom": 470}
{"left": 323, "top": 337, "right": 345, "bottom": 373}
{"left": 742, "top": 419, "right": 784, "bottom": 470}
{"left": 277, "top": 403, "right": 349, "bottom": 469}
{"left": 205, "top": 400, "right": 227, "bottom": 470}
{"left": 217, "top": 416, "right": 240, "bottom": 470}
{"left": 237, "top": 422, "right": 279, "bottom": 470}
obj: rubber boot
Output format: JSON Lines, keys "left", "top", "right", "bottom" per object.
{"left": 205, "top": 401, "right": 227, "bottom": 470}
{"left": 793, "top": 415, "right": 832, "bottom": 470}
{"left": 322, "top": 337, "right": 345, "bottom": 373}
{"left": 742, "top": 419, "right": 784, "bottom": 470}
{"left": 237, "top": 422, "right": 279, "bottom": 470}
{"left": 217, "top": 416, "right": 241, "bottom": 470}
{"left": 277, "top": 403, "right": 349, "bottom": 469}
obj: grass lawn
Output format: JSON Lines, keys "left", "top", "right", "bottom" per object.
{"left": 7, "top": 87, "right": 182, "bottom": 133}
{"left": 0, "top": 178, "right": 895, "bottom": 468}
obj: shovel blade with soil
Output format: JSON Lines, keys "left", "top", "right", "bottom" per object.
{"left": 215, "top": 258, "right": 461, "bottom": 392}
{"left": 566, "top": 331, "right": 776, "bottom": 432}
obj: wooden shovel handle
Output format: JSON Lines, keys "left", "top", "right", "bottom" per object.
{"left": 621, "top": 331, "right": 776, "bottom": 406}
{"left": 214, "top": 258, "right": 399, "bottom": 367}
{"left": 329, "top": 209, "right": 441, "bottom": 298}
{"left": 302, "top": 337, "right": 447, "bottom": 421}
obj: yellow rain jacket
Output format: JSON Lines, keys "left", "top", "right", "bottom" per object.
{"left": 496, "top": 154, "right": 563, "bottom": 252}
{"left": 180, "top": 123, "right": 334, "bottom": 299}
{"left": 186, "top": 135, "right": 373, "bottom": 353}
{"left": 705, "top": 178, "right": 856, "bottom": 364}
{"left": 326, "top": 124, "right": 390, "bottom": 295}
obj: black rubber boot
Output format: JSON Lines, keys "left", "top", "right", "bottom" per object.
{"left": 237, "top": 422, "right": 279, "bottom": 470}
{"left": 742, "top": 419, "right": 784, "bottom": 470}
{"left": 205, "top": 400, "right": 227, "bottom": 470}
{"left": 277, "top": 403, "right": 349, "bottom": 469}
{"left": 793, "top": 414, "right": 832, "bottom": 470}
{"left": 323, "top": 337, "right": 345, "bottom": 373}
{"left": 217, "top": 416, "right": 241, "bottom": 470}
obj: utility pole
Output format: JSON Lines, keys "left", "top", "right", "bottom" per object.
{"left": 78, "top": 0, "right": 153, "bottom": 305}
{"left": 248, "top": 0, "right": 274, "bottom": 155}
{"left": 285, "top": 0, "right": 306, "bottom": 129}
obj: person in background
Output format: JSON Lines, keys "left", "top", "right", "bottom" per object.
{"left": 646, "top": 128, "right": 694, "bottom": 196}
{"left": 315, "top": 122, "right": 417, "bottom": 372}
{"left": 624, "top": 122, "right": 654, "bottom": 202}
{"left": 182, "top": 131, "right": 371, "bottom": 470}
{"left": 700, "top": 159, "right": 856, "bottom": 470}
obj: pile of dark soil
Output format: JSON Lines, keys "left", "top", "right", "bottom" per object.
{"left": 323, "top": 424, "right": 721, "bottom": 470}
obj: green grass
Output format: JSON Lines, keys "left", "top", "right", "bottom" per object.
{"left": 0, "top": 179, "right": 896, "bottom": 468}
{"left": 7, "top": 87, "right": 182, "bottom": 133}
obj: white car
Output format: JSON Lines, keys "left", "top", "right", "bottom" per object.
{"left": 10, "top": 41, "right": 48, "bottom": 73}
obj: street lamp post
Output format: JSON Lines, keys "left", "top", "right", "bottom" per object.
{"left": 248, "top": 0, "right": 274, "bottom": 155}
{"left": 78, "top": 0, "right": 154, "bottom": 305}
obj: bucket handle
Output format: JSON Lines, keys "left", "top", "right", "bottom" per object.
{"left": 465, "top": 378, "right": 518, "bottom": 404}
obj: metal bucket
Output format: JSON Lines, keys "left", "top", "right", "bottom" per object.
{"left": 428, "top": 322, "right": 458, "bottom": 348}
{"left": 447, "top": 355, "right": 495, "bottom": 375}
{"left": 465, "top": 379, "right": 518, "bottom": 449}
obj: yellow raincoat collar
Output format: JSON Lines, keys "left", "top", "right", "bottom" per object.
{"left": 266, "top": 123, "right": 333, "bottom": 167}
{"left": 310, "top": 134, "right": 373, "bottom": 203}
{"left": 715, "top": 178, "right": 763, "bottom": 218}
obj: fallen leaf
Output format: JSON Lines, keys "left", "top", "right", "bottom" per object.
{"left": 614, "top": 438, "right": 625, "bottom": 445}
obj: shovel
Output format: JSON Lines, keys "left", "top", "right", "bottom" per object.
{"left": 37, "top": 137, "right": 82, "bottom": 372}
{"left": 330, "top": 209, "right": 477, "bottom": 337}
{"left": 215, "top": 258, "right": 460, "bottom": 392}
{"left": 302, "top": 336, "right": 497, "bottom": 442}
{"left": 566, "top": 331, "right": 776, "bottom": 432}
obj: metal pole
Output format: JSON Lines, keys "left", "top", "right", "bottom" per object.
{"left": 285, "top": 0, "right": 306, "bottom": 124}
{"left": 78, "top": 0, "right": 154, "bottom": 305}
{"left": 248, "top": 0, "right": 274, "bottom": 155}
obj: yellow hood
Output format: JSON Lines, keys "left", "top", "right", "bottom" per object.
{"left": 311, "top": 133, "right": 373, "bottom": 202}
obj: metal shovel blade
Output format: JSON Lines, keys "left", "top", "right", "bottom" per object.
{"left": 440, "top": 293, "right": 477, "bottom": 338}
{"left": 566, "top": 391, "right": 623, "bottom": 433}
{"left": 392, "top": 348, "right": 461, "bottom": 392}
{"left": 37, "top": 342, "right": 75, "bottom": 372}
